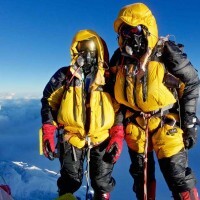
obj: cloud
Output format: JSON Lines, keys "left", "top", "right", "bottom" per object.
{"left": 0, "top": 93, "right": 16, "bottom": 100}
{"left": 0, "top": 99, "right": 41, "bottom": 129}
{"left": 0, "top": 99, "right": 56, "bottom": 168}
{"left": 0, "top": 92, "right": 41, "bottom": 100}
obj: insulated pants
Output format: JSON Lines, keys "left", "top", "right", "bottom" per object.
{"left": 126, "top": 114, "right": 198, "bottom": 200}
{"left": 128, "top": 148, "right": 198, "bottom": 200}
{"left": 57, "top": 139, "right": 115, "bottom": 196}
{"left": 159, "top": 150, "right": 198, "bottom": 200}
{"left": 128, "top": 150, "right": 156, "bottom": 200}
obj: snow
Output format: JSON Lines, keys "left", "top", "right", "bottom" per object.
{"left": 0, "top": 161, "right": 57, "bottom": 200}
{"left": 0, "top": 98, "right": 200, "bottom": 200}
{"left": 0, "top": 161, "right": 93, "bottom": 200}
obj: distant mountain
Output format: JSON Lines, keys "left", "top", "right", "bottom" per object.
{"left": 0, "top": 161, "right": 58, "bottom": 200}
{"left": 0, "top": 161, "right": 88, "bottom": 200}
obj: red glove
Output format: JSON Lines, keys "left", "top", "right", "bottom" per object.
{"left": 104, "top": 125, "right": 124, "bottom": 163}
{"left": 42, "top": 124, "right": 57, "bottom": 160}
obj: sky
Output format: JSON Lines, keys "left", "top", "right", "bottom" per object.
{"left": 0, "top": 0, "right": 200, "bottom": 97}
{"left": 0, "top": 99, "right": 200, "bottom": 199}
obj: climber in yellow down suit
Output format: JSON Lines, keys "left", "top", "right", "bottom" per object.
{"left": 108, "top": 3, "right": 200, "bottom": 200}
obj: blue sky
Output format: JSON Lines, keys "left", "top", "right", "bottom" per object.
{"left": 1, "top": 0, "right": 200, "bottom": 97}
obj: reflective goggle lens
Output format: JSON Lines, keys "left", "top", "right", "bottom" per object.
{"left": 77, "top": 40, "right": 96, "bottom": 52}
{"left": 121, "top": 25, "right": 142, "bottom": 38}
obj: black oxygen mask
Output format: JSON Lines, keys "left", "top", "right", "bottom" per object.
{"left": 119, "top": 24, "right": 148, "bottom": 58}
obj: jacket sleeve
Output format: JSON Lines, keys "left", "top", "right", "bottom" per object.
{"left": 108, "top": 48, "right": 126, "bottom": 126}
{"left": 107, "top": 48, "right": 121, "bottom": 96}
{"left": 162, "top": 41, "right": 200, "bottom": 128}
{"left": 41, "top": 67, "right": 69, "bottom": 124}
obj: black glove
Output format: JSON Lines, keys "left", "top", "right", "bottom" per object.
{"left": 183, "top": 126, "right": 197, "bottom": 149}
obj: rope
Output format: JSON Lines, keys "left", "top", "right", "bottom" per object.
{"left": 66, "top": 65, "right": 82, "bottom": 90}
{"left": 84, "top": 137, "right": 93, "bottom": 200}
{"left": 143, "top": 117, "right": 149, "bottom": 200}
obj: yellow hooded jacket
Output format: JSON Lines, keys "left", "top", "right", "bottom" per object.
{"left": 41, "top": 30, "right": 114, "bottom": 148}
{"left": 113, "top": 3, "right": 176, "bottom": 113}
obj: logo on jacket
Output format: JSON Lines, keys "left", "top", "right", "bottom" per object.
{"left": 166, "top": 128, "right": 177, "bottom": 136}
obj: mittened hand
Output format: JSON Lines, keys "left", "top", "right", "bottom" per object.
{"left": 183, "top": 127, "right": 197, "bottom": 149}
{"left": 104, "top": 142, "right": 120, "bottom": 164}
{"left": 42, "top": 123, "right": 57, "bottom": 160}
{"left": 104, "top": 125, "right": 124, "bottom": 164}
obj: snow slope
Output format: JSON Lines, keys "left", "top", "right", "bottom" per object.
{"left": 0, "top": 161, "right": 89, "bottom": 200}
{"left": 0, "top": 161, "right": 59, "bottom": 200}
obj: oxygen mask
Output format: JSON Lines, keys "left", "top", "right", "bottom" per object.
{"left": 76, "top": 40, "right": 97, "bottom": 74}
{"left": 119, "top": 24, "right": 148, "bottom": 58}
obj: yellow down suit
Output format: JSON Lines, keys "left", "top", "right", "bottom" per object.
{"left": 41, "top": 30, "right": 114, "bottom": 148}
{"left": 109, "top": 3, "right": 199, "bottom": 200}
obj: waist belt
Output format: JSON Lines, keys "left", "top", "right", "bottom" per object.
{"left": 151, "top": 104, "right": 174, "bottom": 117}
{"left": 125, "top": 104, "right": 174, "bottom": 125}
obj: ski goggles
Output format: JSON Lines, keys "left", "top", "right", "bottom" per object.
{"left": 77, "top": 40, "right": 97, "bottom": 52}
{"left": 120, "top": 25, "right": 143, "bottom": 38}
